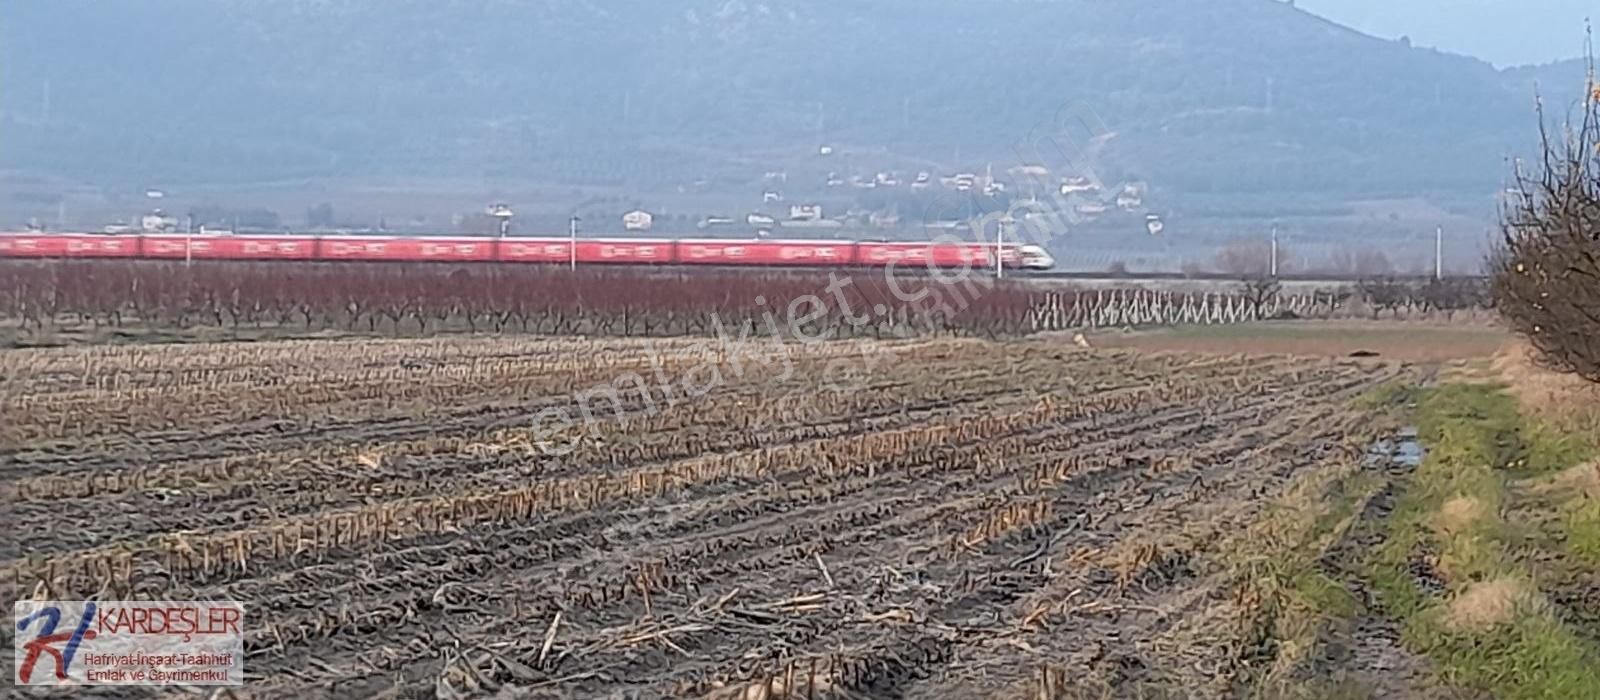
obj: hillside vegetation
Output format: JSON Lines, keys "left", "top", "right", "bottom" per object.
{"left": 0, "top": 0, "right": 1585, "bottom": 195}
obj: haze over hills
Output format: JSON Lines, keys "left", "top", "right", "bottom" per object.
{"left": 0, "top": 1, "right": 1588, "bottom": 216}
{"left": 1296, "top": 0, "right": 1592, "bottom": 68}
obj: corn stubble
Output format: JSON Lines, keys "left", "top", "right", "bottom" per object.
{"left": 0, "top": 336, "right": 1408, "bottom": 698}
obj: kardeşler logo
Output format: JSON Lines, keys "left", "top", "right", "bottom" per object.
{"left": 14, "top": 600, "right": 244, "bottom": 686}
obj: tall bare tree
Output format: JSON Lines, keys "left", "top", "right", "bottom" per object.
{"left": 1491, "top": 48, "right": 1600, "bottom": 382}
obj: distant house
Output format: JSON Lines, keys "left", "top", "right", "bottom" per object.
{"left": 763, "top": 190, "right": 784, "bottom": 203}
{"left": 140, "top": 210, "right": 177, "bottom": 233}
{"left": 1060, "top": 177, "right": 1099, "bottom": 195}
{"left": 622, "top": 210, "right": 654, "bottom": 231}
{"left": 789, "top": 204, "right": 823, "bottom": 222}
{"left": 747, "top": 213, "right": 777, "bottom": 227}
{"left": 1145, "top": 214, "right": 1166, "bottom": 236}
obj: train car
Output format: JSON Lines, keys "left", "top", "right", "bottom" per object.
{"left": 857, "top": 241, "right": 1000, "bottom": 269}
{"left": 141, "top": 235, "right": 320, "bottom": 260}
{"left": 0, "top": 231, "right": 1058, "bottom": 271}
{"left": 0, "top": 233, "right": 143, "bottom": 258}
{"left": 571, "top": 238, "right": 674, "bottom": 264}
{"left": 319, "top": 236, "right": 495, "bottom": 262}
{"left": 498, "top": 238, "right": 574, "bottom": 263}
{"left": 675, "top": 239, "right": 857, "bottom": 266}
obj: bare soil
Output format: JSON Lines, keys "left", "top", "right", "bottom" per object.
{"left": 1085, "top": 321, "right": 1510, "bottom": 362}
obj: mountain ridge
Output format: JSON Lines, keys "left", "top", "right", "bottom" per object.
{"left": 0, "top": 0, "right": 1587, "bottom": 198}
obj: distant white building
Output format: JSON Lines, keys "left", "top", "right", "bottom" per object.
{"left": 1116, "top": 183, "right": 1146, "bottom": 212}
{"left": 747, "top": 213, "right": 777, "bottom": 227}
{"left": 789, "top": 204, "right": 823, "bottom": 222}
{"left": 622, "top": 210, "right": 654, "bottom": 231}
{"left": 1060, "top": 177, "right": 1099, "bottom": 195}
{"left": 763, "top": 190, "right": 784, "bottom": 203}
{"left": 698, "top": 216, "right": 736, "bottom": 229}
{"left": 141, "top": 210, "right": 177, "bottom": 233}
{"left": 1145, "top": 214, "right": 1165, "bottom": 236}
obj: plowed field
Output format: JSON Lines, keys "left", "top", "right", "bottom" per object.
{"left": 0, "top": 337, "right": 1413, "bottom": 699}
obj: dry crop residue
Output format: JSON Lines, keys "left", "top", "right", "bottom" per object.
{"left": 0, "top": 336, "right": 1409, "bottom": 698}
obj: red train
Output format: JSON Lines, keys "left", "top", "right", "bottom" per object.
{"left": 0, "top": 233, "right": 1059, "bottom": 270}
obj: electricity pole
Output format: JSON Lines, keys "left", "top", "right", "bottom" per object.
{"left": 1434, "top": 226, "right": 1444, "bottom": 280}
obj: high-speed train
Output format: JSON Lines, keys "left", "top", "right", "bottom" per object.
{"left": 0, "top": 232, "right": 1058, "bottom": 270}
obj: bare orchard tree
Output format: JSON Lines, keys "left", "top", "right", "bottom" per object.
{"left": 1419, "top": 277, "right": 1489, "bottom": 319}
{"left": 1491, "top": 58, "right": 1600, "bottom": 383}
{"left": 1358, "top": 277, "right": 1415, "bottom": 318}
{"left": 1238, "top": 275, "right": 1282, "bottom": 319}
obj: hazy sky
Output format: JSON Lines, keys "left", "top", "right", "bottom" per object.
{"left": 1297, "top": 0, "right": 1592, "bottom": 66}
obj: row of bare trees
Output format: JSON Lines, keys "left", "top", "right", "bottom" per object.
{"left": 1229, "top": 275, "right": 1489, "bottom": 321}
{"left": 0, "top": 262, "right": 1052, "bottom": 340}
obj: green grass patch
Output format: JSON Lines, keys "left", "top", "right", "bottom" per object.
{"left": 1355, "top": 380, "right": 1420, "bottom": 412}
{"left": 1367, "top": 382, "right": 1600, "bottom": 699}
{"left": 1289, "top": 569, "right": 1361, "bottom": 619}
{"left": 1566, "top": 501, "right": 1600, "bottom": 569}
{"left": 1420, "top": 608, "right": 1598, "bottom": 699}
{"left": 1226, "top": 465, "right": 1387, "bottom": 696}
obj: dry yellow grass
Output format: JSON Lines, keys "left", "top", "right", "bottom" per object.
{"left": 1443, "top": 578, "right": 1543, "bottom": 632}
{"left": 1493, "top": 343, "right": 1600, "bottom": 436}
{"left": 1524, "top": 461, "right": 1600, "bottom": 501}
{"left": 1432, "top": 496, "right": 1488, "bottom": 538}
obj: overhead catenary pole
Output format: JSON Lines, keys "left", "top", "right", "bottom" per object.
{"left": 569, "top": 215, "right": 579, "bottom": 271}
{"left": 997, "top": 214, "right": 1014, "bottom": 280}
{"left": 1269, "top": 225, "right": 1279, "bottom": 278}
